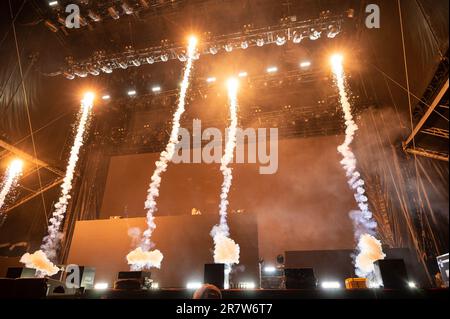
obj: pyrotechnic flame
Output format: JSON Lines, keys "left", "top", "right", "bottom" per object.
{"left": 0, "top": 159, "right": 23, "bottom": 210}
{"left": 331, "top": 53, "right": 384, "bottom": 279}
{"left": 129, "top": 36, "right": 198, "bottom": 270}
{"left": 210, "top": 77, "right": 240, "bottom": 265}
{"left": 36, "top": 93, "right": 94, "bottom": 261}
{"left": 20, "top": 250, "right": 60, "bottom": 277}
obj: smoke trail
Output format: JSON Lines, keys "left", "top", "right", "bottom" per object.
{"left": 20, "top": 93, "right": 94, "bottom": 275}
{"left": 330, "top": 54, "right": 385, "bottom": 279}
{"left": 0, "top": 159, "right": 23, "bottom": 210}
{"left": 210, "top": 78, "right": 240, "bottom": 265}
{"left": 127, "top": 36, "right": 198, "bottom": 269}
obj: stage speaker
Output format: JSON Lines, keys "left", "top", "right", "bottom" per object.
{"left": 374, "top": 259, "right": 408, "bottom": 289}
{"left": 284, "top": 268, "right": 317, "bottom": 289}
{"left": 13, "top": 278, "right": 48, "bottom": 298}
{"left": 114, "top": 279, "right": 142, "bottom": 290}
{"left": 204, "top": 264, "right": 225, "bottom": 289}
{"left": 118, "top": 271, "right": 151, "bottom": 284}
{"left": 6, "top": 267, "right": 36, "bottom": 279}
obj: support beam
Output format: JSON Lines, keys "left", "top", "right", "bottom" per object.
{"left": 405, "top": 147, "right": 449, "bottom": 162}
{"left": 403, "top": 79, "right": 449, "bottom": 149}
{"left": 4, "top": 177, "right": 64, "bottom": 213}
{"left": 0, "top": 139, "right": 64, "bottom": 177}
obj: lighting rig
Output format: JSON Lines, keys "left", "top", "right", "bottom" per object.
{"left": 56, "top": 14, "right": 344, "bottom": 79}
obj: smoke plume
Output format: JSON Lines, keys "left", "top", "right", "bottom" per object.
{"left": 128, "top": 37, "right": 198, "bottom": 269}
{"left": 331, "top": 54, "right": 384, "bottom": 278}
{"left": 126, "top": 247, "right": 163, "bottom": 270}
{"left": 20, "top": 250, "right": 60, "bottom": 277}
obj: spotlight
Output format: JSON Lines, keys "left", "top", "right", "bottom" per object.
{"left": 152, "top": 86, "right": 161, "bottom": 93}
{"left": 264, "top": 266, "right": 276, "bottom": 273}
{"left": 94, "top": 282, "right": 108, "bottom": 290}
{"left": 309, "top": 29, "right": 321, "bottom": 40}
{"left": 63, "top": 71, "right": 75, "bottom": 80}
{"left": 238, "top": 71, "right": 248, "bottom": 78}
{"left": 300, "top": 61, "right": 311, "bottom": 68}
{"left": 327, "top": 25, "right": 340, "bottom": 38}
{"left": 74, "top": 70, "right": 88, "bottom": 78}
{"left": 101, "top": 66, "right": 113, "bottom": 73}
{"left": 102, "top": 95, "right": 111, "bottom": 100}
{"left": 88, "top": 10, "right": 101, "bottom": 22}
{"left": 119, "top": 61, "right": 128, "bottom": 69}
{"left": 266, "top": 66, "right": 278, "bottom": 73}
{"left": 131, "top": 59, "right": 141, "bottom": 67}
{"left": 48, "top": 1, "right": 58, "bottom": 6}
{"left": 87, "top": 65, "right": 100, "bottom": 76}
{"left": 240, "top": 41, "right": 249, "bottom": 49}
{"left": 127, "top": 90, "right": 136, "bottom": 96}
{"left": 146, "top": 56, "right": 155, "bottom": 64}
{"left": 224, "top": 44, "right": 233, "bottom": 52}
{"left": 239, "top": 282, "right": 256, "bottom": 289}
{"left": 186, "top": 282, "right": 202, "bottom": 289}
{"left": 276, "top": 35, "right": 287, "bottom": 46}
{"left": 160, "top": 54, "right": 169, "bottom": 62}
{"left": 209, "top": 46, "right": 219, "bottom": 55}
{"left": 292, "top": 31, "right": 304, "bottom": 44}
{"left": 408, "top": 281, "right": 417, "bottom": 289}
{"left": 108, "top": 7, "right": 120, "bottom": 20}
{"left": 206, "top": 77, "right": 216, "bottom": 83}
{"left": 151, "top": 282, "right": 159, "bottom": 289}
{"left": 121, "top": 2, "right": 134, "bottom": 15}
{"left": 321, "top": 281, "right": 341, "bottom": 289}
{"left": 256, "top": 38, "right": 265, "bottom": 47}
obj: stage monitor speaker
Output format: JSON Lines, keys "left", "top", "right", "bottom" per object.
{"left": 13, "top": 278, "right": 48, "bottom": 298}
{"left": 114, "top": 279, "right": 142, "bottom": 290}
{"left": 6, "top": 267, "right": 36, "bottom": 279}
{"left": 204, "top": 264, "right": 225, "bottom": 289}
{"left": 118, "top": 271, "right": 151, "bottom": 288}
{"left": 285, "top": 268, "right": 317, "bottom": 289}
{"left": 374, "top": 259, "right": 408, "bottom": 289}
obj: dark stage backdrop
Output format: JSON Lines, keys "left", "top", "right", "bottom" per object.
{"left": 100, "top": 136, "right": 356, "bottom": 263}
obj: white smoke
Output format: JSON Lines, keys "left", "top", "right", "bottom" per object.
{"left": 126, "top": 247, "right": 163, "bottom": 270}
{"left": 38, "top": 93, "right": 94, "bottom": 261}
{"left": 0, "top": 159, "right": 23, "bottom": 210}
{"left": 128, "top": 37, "right": 198, "bottom": 269}
{"left": 331, "top": 54, "right": 384, "bottom": 278}
{"left": 20, "top": 250, "right": 60, "bottom": 277}
{"left": 210, "top": 78, "right": 240, "bottom": 265}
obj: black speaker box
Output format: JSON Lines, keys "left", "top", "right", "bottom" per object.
{"left": 204, "top": 263, "right": 225, "bottom": 289}
{"left": 285, "top": 268, "right": 317, "bottom": 289}
{"left": 374, "top": 259, "right": 408, "bottom": 289}
{"left": 6, "top": 267, "right": 36, "bottom": 279}
{"left": 118, "top": 271, "right": 151, "bottom": 284}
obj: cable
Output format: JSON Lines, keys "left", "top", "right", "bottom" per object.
{"left": 8, "top": 0, "right": 48, "bottom": 224}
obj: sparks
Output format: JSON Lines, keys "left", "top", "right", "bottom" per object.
{"left": 0, "top": 159, "right": 23, "bottom": 210}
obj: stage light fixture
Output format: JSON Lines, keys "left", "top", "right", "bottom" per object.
{"left": 94, "top": 282, "right": 108, "bottom": 290}
{"left": 127, "top": 90, "right": 136, "bottom": 96}
{"left": 88, "top": 10, "right": 101, "bottom": 22}
{"left": 241, "top": 41, "right": 249, "bottom": 49}
{"left": 327, "top": 25, "right": 340, "bottom": 38}
{"left": 108, "top": 7, "right": 120, "bottom": 20}
{"left": 160, "top": 53, "right": 169, "bottom": 62}
{"left": 209, "top": 46, "right": 219, "bottom": 55}
{"left": 119, "top": 61, "right": 128, "bottom": 69}
{"left": 206, "top": 77, "right": 216, "bottom": 83}
{"left": 101, "top": 66, "right": 113, "bottom": 73}
{"left": 239, "top": 282, "right": 256, "bottom": 289}
{"left": 264, "top": 266, "right": 276, "bottom": 273}
{"left": 186, "top": 282, "right": 202, "bottom": 289}
{"left": 321, "top": 281, "right": 341, "bottom": 289}
{"left": 224, "top": 44, "right": 233, "bottom": 52}
{"left": 408, "top": 281, "right": 417, "bottom": 289}
{"left": 256, "top": 38, "right": 265, "bottom": 47}
{"left": 267, "top": 66, "right": 278, "bottom": 73}
{"left": 63, "top": 71, "right": 75, "bottom": 80}
{"left": 48, "top": 1, "right": 58, "bottom": 6}
{"left": 102, "top": 95, "right": 111, "bottom": 100}
{"left": 121, "top": 2, "right": 134, "bottom": 15}
{"left": 152, "top": 86, "right": 161, "bottom": 93}
{"left": 276, "top": 35, "right": 287, "bottom": 46}
{"left": 309, "top": 29, "right": 321, "bottom": 40}
{"left": 74, "top": 70, "right": 88, "bottom": 78}
{"left": 146, "top": 56, "right": 155, "bottom": 64}
{"left": 131, "top": 59, "right": 141, "bottom": 67}
{"left": 292, "top": 31, "right": 304, "bottom": 44}
{"left": 238, "top": 71, "right": 248, "bottom": 78}
{"left": 300, "top": 61, "right": 311, "bottom": 68}
{"left": 151, "top": 282, "right": 159, "bottom": 289}
{"left": 177, "top": 53, "right": 187, "bottom": 62}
